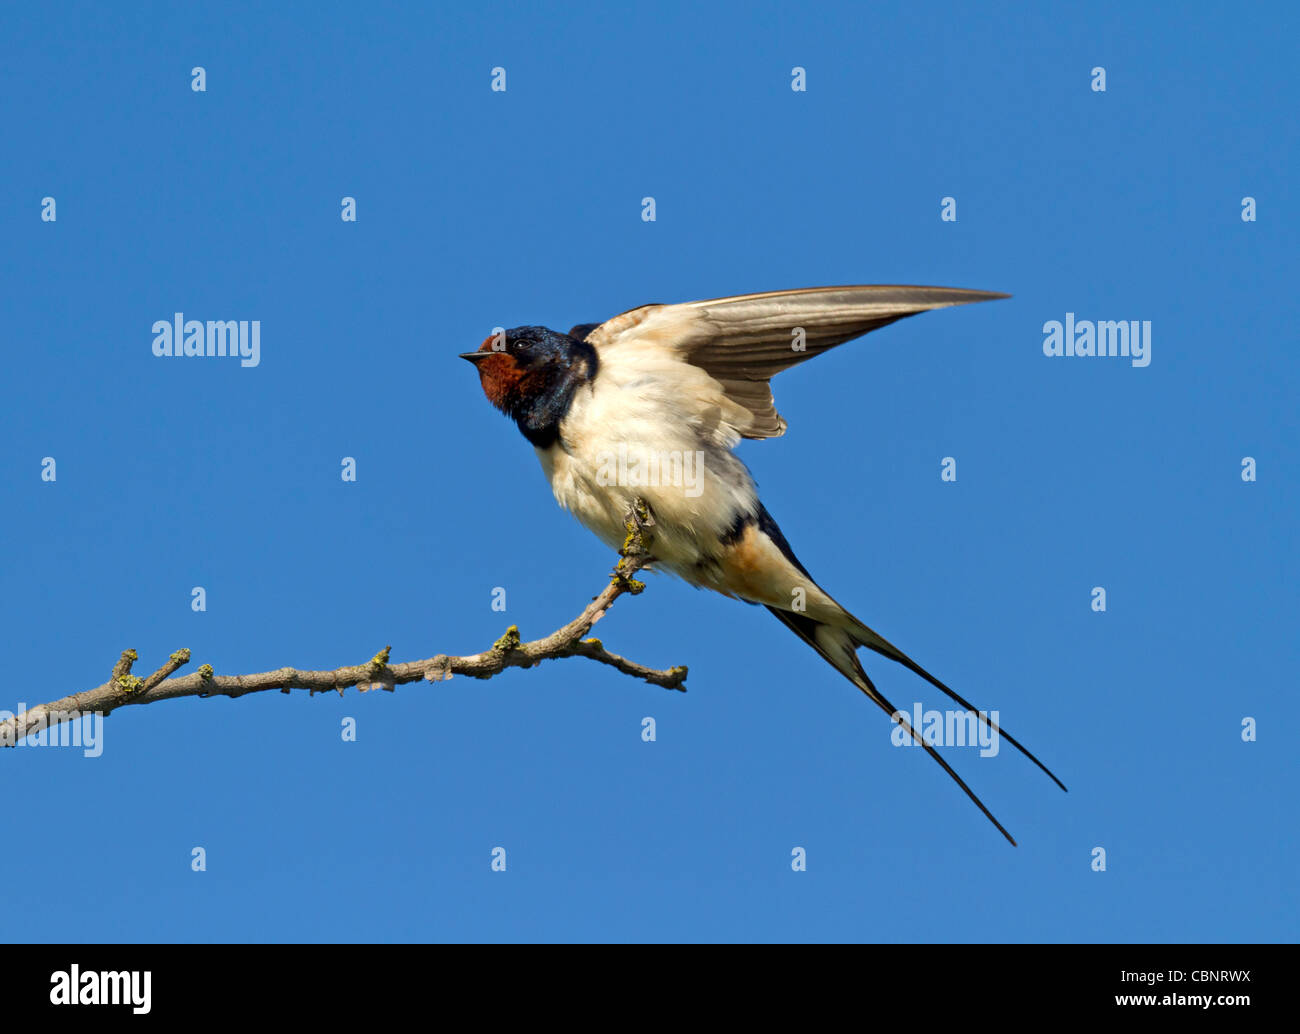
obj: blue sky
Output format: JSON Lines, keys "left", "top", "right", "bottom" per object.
{"left": 2, "top": 0, "right": 1295, "bottom": 942}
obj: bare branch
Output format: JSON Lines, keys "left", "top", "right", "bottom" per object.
{"left": 0, "top": 500, "right": 686, "bottom": 748}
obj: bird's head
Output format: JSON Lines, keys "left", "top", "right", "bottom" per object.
{"left": 460, "top": 325, "right": 597, "bottom": 446}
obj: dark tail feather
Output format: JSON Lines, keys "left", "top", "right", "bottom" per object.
{"left": 845, "top": 620, "right": 1068, "bottom": 793}
{"left": 766, "top": 606, "right": 1018, "bottom": 846}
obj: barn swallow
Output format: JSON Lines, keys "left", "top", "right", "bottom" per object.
{"left": 462, "top": 285, "right": 1065, "bottom": 844}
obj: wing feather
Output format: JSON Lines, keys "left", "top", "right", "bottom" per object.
{"left": 586, "top": 285, "right": 1007, "bottom": 439}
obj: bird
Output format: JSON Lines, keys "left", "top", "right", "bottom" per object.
{"left": 461, "top": 285, "right": 1065, "bottom": 844}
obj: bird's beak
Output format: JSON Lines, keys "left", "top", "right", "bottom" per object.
{"left": 459, "top": 351, "right": 490, "bottom": 365}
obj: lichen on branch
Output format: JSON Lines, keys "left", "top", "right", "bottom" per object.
{"left": 0, "top": 500, "right": 685, "bottom": 748}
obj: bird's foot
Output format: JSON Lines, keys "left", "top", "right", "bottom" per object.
{"left": 614, "top": 498, "right": 655, "bottom": 592}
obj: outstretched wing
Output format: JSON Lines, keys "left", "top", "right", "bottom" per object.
{"left": 584, "top": 285, "right": 1007, "bottom": 439}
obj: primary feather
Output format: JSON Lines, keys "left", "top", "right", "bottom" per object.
{"left": 586, "top": 285, "right": 1008, "bottom": 438}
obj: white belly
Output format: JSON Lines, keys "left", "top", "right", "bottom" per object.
{"left": 536, "top": 364, "right": 759, "bottom": 579}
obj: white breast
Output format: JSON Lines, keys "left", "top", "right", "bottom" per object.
{"left": 536, "top": 345, "right": 759, "bottom": 579}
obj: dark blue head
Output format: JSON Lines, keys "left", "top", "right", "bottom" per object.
{"left": 460, "top": 325, "right": 598, "bottom": 448}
